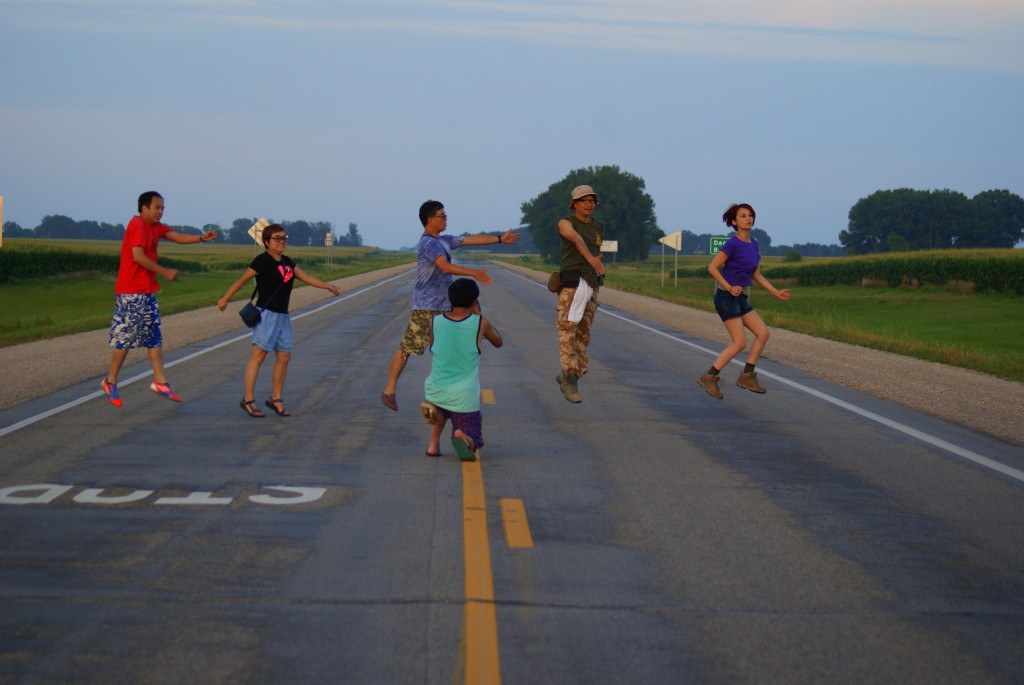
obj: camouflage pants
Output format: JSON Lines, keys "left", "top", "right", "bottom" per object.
{"left": 556, "top": 286, "right": 599, "bottom": 376}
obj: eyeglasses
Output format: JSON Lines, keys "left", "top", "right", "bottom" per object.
{"left": 576, "top": 198, "right": 598, "bottom": 205}
{"left": 433, "top": 214, "right": 448, "bottom": 220}
{"left": 270, "top": 235, "right": 289, "bottom": 242}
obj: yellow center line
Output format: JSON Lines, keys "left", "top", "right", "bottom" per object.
{"left": 462, "top": 457, "right": 501, "bottom": 684}
{"left": 481, "top": 388, "right": 496, "bottom": 404}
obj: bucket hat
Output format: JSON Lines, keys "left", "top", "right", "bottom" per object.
{"left": 569, "top": 185, "right": 598, "bottom": 208}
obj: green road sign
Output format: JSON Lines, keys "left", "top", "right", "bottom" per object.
{"left": 710, "top": 237, "right": 729, "bottom": 254}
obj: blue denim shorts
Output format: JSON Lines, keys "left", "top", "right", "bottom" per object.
{"left": 251, "top": 310, "right": 294, "bottom": 352}
{"left": 714, "top": 289, "right": 754, "bottom": 322}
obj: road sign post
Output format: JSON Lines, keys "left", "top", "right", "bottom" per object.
{"left": 658, "top": 231, "right": 683, "bottom": 286}
{"left": 600, "top": 240, "right": 618, "bottom": 270}
{"left": 710, "top": 237, "right": 729, "bottom": 254}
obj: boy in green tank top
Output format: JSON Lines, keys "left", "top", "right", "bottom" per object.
{"left": 420, "top": 278, "right": 504, "bottom": 461}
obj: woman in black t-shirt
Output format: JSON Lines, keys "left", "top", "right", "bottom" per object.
{"left": 218, "top": 223, "right": 340, "bottom": 417}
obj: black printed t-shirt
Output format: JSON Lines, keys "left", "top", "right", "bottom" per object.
{"left": 250, "top": 252, "right": 296, "bottom": 313}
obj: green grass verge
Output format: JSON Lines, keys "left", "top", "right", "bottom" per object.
{"left": 498, "top": 255, "right": 1024, "bottom": 383}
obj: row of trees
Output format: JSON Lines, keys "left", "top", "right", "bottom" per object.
{"left": 2, "top": 216, "right": 362, "bottom": 247}
{"left": 3, "top": 215, "right": 144, "bottom": 241}
{"left": 6, "top": 179, "right": 1019, "bottom": 259}
{"left": 840, "top": 189, "right": 1024, "bottom": 254}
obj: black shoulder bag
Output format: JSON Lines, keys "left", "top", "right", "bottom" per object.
{"left": 239, "top": 280, "right": 284, "bottom": 328}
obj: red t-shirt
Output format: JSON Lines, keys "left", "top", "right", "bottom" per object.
{"left": 114, "top": 216, "right": 172, "bottom": 294}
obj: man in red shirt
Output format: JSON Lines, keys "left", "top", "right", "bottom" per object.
{"left": 101, "top": 191, "right": 217, "bottom": 406}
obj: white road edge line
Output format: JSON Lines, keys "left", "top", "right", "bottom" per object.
{"left": 506, "top": 268, "right": 1024, "bottom": 485}
{"left": 0, "top": 272, "right": 410, "bottom": 439}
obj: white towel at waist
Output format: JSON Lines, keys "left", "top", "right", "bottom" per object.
{"left": 568, "top": 278, "right": 593, "bottom": 323}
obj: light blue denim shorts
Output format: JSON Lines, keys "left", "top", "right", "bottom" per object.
{"left": 251, "top": 310, "right": 294, "bottom": 352}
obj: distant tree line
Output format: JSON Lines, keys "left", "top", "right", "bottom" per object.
{"left": 2, "top": 216, "right": 362, "bottom": 247}
{"left": 3, "top": 215, "right": 136, "bottom": 241}
{"left": 10, "top": 184, "right": 1017, "bottom": 260}
{"left": 840, "top": 188, "right": 1024, "bottom": 254}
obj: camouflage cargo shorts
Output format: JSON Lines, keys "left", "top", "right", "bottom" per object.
{"left": 399, "top": 309, "right": 444, "bottom": 355}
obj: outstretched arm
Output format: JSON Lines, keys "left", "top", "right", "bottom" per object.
{"left": 460, "top": 228, "right": 521, "bottom": 247}
{"left": 218, "top": 268, "right": 258, "bottom": 311}
{"left": 165, "top": 229, "right": 218, "bottom": 245}
{"left": 294, "top": 266, "right": 341, "bottom": 296}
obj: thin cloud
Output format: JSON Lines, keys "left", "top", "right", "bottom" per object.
{"left": 2, "top": 0, "right": 1021, "bottom": 70}
{"left": 195, "top": 4, "right": 1015, "bottom": 71}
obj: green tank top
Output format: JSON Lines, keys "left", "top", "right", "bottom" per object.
{"left": 424, "top": 313, "right": 481, "bottom": 412}
{"left": 559, "top": 215, "right": 605, "bottom": 289}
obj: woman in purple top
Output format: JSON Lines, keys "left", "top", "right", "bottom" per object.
{"left": 698, "top": 203, "right": 791, "bottom": 399}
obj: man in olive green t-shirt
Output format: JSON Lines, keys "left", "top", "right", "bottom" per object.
{"left": 555, "top": 184, "right": 606, "bottom": 403}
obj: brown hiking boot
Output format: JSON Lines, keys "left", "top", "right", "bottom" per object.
{"left": 736, "top": 372, "right": 767, "bottom": 393}
{"left": 698, "top": 373, "right": 724, "bottom": 399}
{"left": 558, "top": 372, "right": 582, "bottom": 403}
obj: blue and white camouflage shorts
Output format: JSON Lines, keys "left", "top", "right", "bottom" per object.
{"left": 108, "top": 293, "right": 162, "bottom": 350}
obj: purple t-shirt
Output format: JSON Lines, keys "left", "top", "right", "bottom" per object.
{"left": 412, "top": 233, "right": 465, "bottom": 310}
{"left": 719, "top": 236, "right": 760, "bottom": 287}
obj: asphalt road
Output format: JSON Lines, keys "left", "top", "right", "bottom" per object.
{"left": 2, "top": 262, "right": 1023, "bottom": 684}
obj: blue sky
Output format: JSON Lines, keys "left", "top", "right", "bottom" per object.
{"left": 1, "top": 1, "right": 1022, "bottom": 250}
